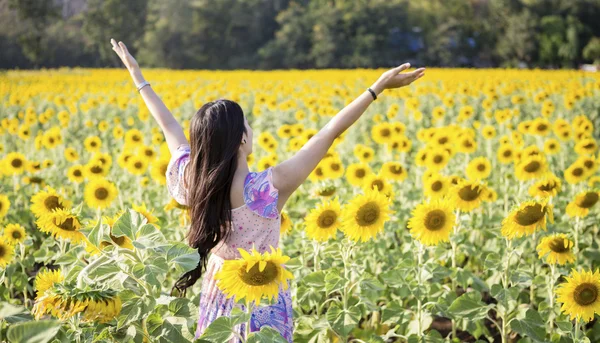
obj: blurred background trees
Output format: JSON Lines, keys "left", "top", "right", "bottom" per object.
{"left": 1, "top": 0, "right": 600, "bottom": 69}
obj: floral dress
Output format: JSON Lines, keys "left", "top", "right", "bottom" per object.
{"left": 166, "top": 144, "right": 293, "bottom": 342}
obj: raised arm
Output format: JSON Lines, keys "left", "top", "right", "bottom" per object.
{"left": 110, "top": 39, "right": 188, "bottom": 154}
{"left": 272, "top": 63, "right": 425, "bottom": 208}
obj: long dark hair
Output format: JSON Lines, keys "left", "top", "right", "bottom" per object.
{"left": 171, "top": 99, "right": 246, "bottom": 296}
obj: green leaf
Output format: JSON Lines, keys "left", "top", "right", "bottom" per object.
{"left": 0, "top": 302, "right": 25, "bottom": 319}
{"left": 168, "top": 298, "right": 194, "bottom": 317}
{"left": 7, "top": 320, "right": 61, "bottom": 343}
{"left": 510, "top": 309, "right": 547, "bottom": 342}
{"left": 555, "top": 320, "right": 572, "bottom": 333}
{"left": 198, "top": 316, "right": 237, "bottom": 342}
{"left": 134, "top": 224, "right": 165, "bottom": 249}
{"left": 484, "top": 253, "right": 501, "bottom": 271}
{"left": 112, "top": 209, "right": 145, "bottom": 241}
{"left": 117, "top": 294, "right": 156, "bottom": 330}
{"left": 381, "top": 300, "right": 407, "bottom": 325}
{"left": 303, "top": 271, "right": 326, "bottom": 288}
{"left": 325, "top": 271, "right": 345, "bottom": 295}
{"left": 165, "top": 242, "right": 199, "bottom": 274}
{"left": 326, "top": 303, "right": 361, "bottom": 338}
{"left": 80, "top": 216, "right": 110, "bottom": 247}
{"left": 448, "top": 291, "right": 489, "bottom": 321}
{"left": 247, "top": 326, "right": 288, "bottom": 343}
{"left": 146, "top": 313, "right": 190, "bottom": 343}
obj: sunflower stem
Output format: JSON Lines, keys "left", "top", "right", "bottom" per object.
{"left": 450, "top": 210, "right": 461, "bottom": 340}
{"left": 313, "top": 240, "right": 320, "bottom": 272}
{"left": 530, "top": 232, "right": 537, "bottom": 306}
{"left": 574, "top": 216, "right": 580, "bottom": 261}
{"left": 573, "top": 317, "right": 581, "bottom": 342}
{"left": 416, "top": 241, "right": 424, "bottom": 338}
{"left": 547, "top": 263, "right": 556, "bottom": 333}
{"left": 244, "top": 299, "right": 252, "bottom": 341}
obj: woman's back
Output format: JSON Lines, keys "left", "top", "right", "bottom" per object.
{"left": 166, "top": 143, "right": 293, "bottom": 341}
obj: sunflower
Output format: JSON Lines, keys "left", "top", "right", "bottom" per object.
{"left": 356, "top": 146, "right": 375, "bottom": 163}
{"left": 64, "top": 165, "right": 84, "bottom": 184}
{"left": 497, "top": 145, "right": 515, "bottom": 164}
{"left": 84, "top": 136, "right": 102, "bottom": 153}
{"left": 457, "top": 136, "right": 477, "bottom": 154}
{"left": 362, "top": 174, "right": 394, "bottom": 198}
{"left": 371, "top": 122, "right": 394, "bottom": 144}
{"left": 132, "top": 203, "right": 159, "bottom": 227}
{"left": 305, "top": 197, "right": 342, "bottom": 242}
{"left": 35, "top": 269, "right": 64, "bottom": 298}
{"left": 0, "top": 194, "right": 9, "bottom": 218}
{"left": 324, "top": 157, "right": 345, "bottom": 180}
{"left": 424, "top": 174, "right": 450, "bottom": 200}
{"left": 501, "top": 200, "right": 553, "bottom": 239}
{"left": 579, "top": 155, "right": 598, "bottom": 175}
{"left": 536, "top": 234, "right": 575, "bottom": 265}
{"left": 408, "top": 200, "right": 456, "bottom": 246}
{"left": 126, "top": 155, "right": 148, "bottom": 176}
{"left": 544, "top": 139, "right": 561, "bottom": 155}
{"left": 3, "top": 224, "right": 26, "bottom": 245}
{"left": 85, "top": 162, "right": 108, "bottom": 180}
{"left": 30, "top": 187, "right": 72, "bottom": 218}
{"left": 425, "top": 148, "right": 450, "bottom": 171}
{"left": 447, "top": 180, "right": 487, "bottom": 212}
{"left": 280, "top": 211, "right": 292, "bottom": 234}
{"left": 569, "top": 163, "right": 591, "bottom": 188}
{"left": 214, "top": 246, "right": 294, "bottom": 305}
{"left": 64, "top": 147, "right": 79, "bottom": 162}
{"left": 37, "top": 208, "right": 85, "bottom": 243}
{"left": 346, "top": 163, "right": 372, "bottom": 187}
{"left": 150, "top": 158, "right": 169, "bottom": 185}
{"left": 380, "top": 161, "right": 407, "bottom": 182}
{"left": 515, "top": 155, "right": 547, "bottom": 181}
{"left": 340, "top": 189, "right": 392, "bottom": 242}
{"left": 0, "top": 241, "right": 15, "bottom": 268}
{"left": 124, "top": 129, "right": 144, "bottom": 147}
{"left": 566, "top": 191, "right": 600, "bottom": 218}
{"left": 84, "top": 179, "right": 118, "bottom": 210}
{"left": 556, "top": 269, "right": 600, "bottom": 322}
{"left": 5, "top": 152, "right": 27, "bottom": 175}
{"left": 528, "top": 175, "right": 561, "bottom": 198}
{"left": 466, "top": 156, "right": 492, "bottom": 180}
{"left": 574, "top": 138, "right": 597, "bottom": 156}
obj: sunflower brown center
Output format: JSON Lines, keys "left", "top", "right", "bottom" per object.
{"left": 424, "top": 209, "right": 446, "bottom": 231}
{"left": 572, "top": 168, "right": 584, "bottom": 177}
{"left": 503, "top": 150, "right": 512, "bottom": 157}
{"left": 537, "top": 124, "right": 548, "bottom": 131}
{"left": 73, "top": 170, "right": 82, "bottom": 177}
{"left": 330, "top": 163, "right": 341, "bottom": 171}
{"left": 0, "top": 245, "right": 5, "bottom": 257}
{"left": 538, "top": 182, "right": 556, "bottom": 192}
{"left": 515, "top": 203, "right": 545, "bottom": 226}
{"left": 355, "top": 169, "right": 366, "bottom": 178}
{"left": 11, "top": 230, "right": 22, "bottom": 239}
{"left": 573, "top": 283, "right": 598, "bottom": 306}
{"left": 11, "top": 158, "right": 23, "bottom": 168}
{"left": 317, "top": 210, "right": 337, "bottom": 228}
{"left": 371, "top": 180, "right": 384, "bottom": 191}
{"left": 433, "top": 155, "right": 443, "bottom": 164}
{"left": 134, "top": 162, "right": 143, "bottom": 169}
{"left": 548, "top": 238, "right": 569, "bottom": 253}
{"left": 315, "top": 168, "right": 323, "bottom": 176}
{"left": 431, "top": 181, "right": 443, "bottom": 192}
{"left": 583, "top": 160, "right": 594, "bottom": 169}
{"left": 390, "top": 165, "right": 403, "bottom": 175}
{"left": 91, "top": 166, "right": 103, "bottom": 174}
{"left": 477, "top": 164, "right": 486, "bottom": 171}
{"left": 57, "top": 218, "right": 77, "bottom": 231}
{"left": 381, "top": 128, "right": 391, "bottom": 137}
{"left": 438, "top": 137, "right": 448, "bottom": 145}
{"left": 458, "top": 185, "right": 481, "bottom": 201}
{"left": 239, "top": 261, "right": 278, "bottom": 286}
{"left": 95, "top": 188, "right": 109, "bottom": 200}
{"left": 576, "top": 192, "right": 599, "bottom": 209}
{"left": 319, "top": 188, "right": 336, "bottom": 196}
{"left": 356, "top": 202, "right": 380, "bottom": 226}
{"left": 44, "top": 196, "right": 63, "bottom": 212}
{"left": 523, "top": 161, "right": 541, "bottom": 173}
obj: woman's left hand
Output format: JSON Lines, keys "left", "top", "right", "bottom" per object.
{"left": 371, "top": 63, "right": 426, "bottom": 95}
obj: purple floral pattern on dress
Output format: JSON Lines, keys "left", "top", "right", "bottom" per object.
{"left": 244, "top": 167, "right": 279, "bottom": 219}
{"left": 165, "top": 144, "right": 191, "bottom": 206}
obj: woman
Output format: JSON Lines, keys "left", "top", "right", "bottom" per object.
{"left": 110, "top": 38, "right": 425, "bottom": 342}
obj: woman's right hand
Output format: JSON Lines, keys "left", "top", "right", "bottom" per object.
{"left": 110, "top": 38, "right": 140, "bottom": 75}
{"left": 371, "top": 63, "right": 426, "bottom": 95}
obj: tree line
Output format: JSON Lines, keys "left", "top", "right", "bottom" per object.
{"left": 1, "top": 0, "right": 600, "bottom": 70}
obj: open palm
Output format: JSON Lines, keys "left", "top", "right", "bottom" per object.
{"left": 110, "top": 38, "right": 139, "bottom": 73}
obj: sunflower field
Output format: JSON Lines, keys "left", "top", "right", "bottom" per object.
{"left": 1, "top": 68, "right": 600, "bottom": 343}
